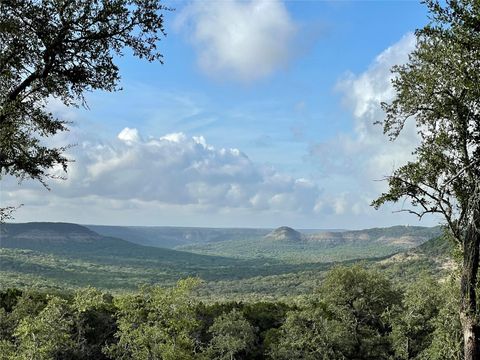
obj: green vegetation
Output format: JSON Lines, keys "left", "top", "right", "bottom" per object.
{"left": 0, "top": 266, "right": 464, "bottom": 360}
{"left": 0, "top": 0, "right": 477, "bottom": 358}
{"left": 0, "top": 223, "right": 451, "bottom": 300}
{"left": 371, "top": 0, "right": 480, "bottom": 357}
{"left": 177, "top": 225, "right": 442, "bottom": 263}
{"left": 0, "top": 224, "right": 460, "bottom": 359}
{"left": 87, "top": 225, "right": 270, "bottom": 249}
{"left": 178, "top": 238, "right": 427, "bottom": 263}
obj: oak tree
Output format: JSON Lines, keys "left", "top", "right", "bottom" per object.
{"left": 372, "top": 0, "right": 480, "bottom": 358}
{"left": 203, "top": 309, "right": 256, "bottom": 360}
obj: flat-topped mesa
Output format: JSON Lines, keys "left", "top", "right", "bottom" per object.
{"left": 264, "top": 226, "right": 305, "bottom": 243}
{"left": 1, "top": 222, "right": 102, "bottom": 245}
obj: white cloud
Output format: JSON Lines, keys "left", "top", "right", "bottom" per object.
{"left": 118, "top": 127, "right": 141, "bottom": 143}
{"left": 308, "top": 33, "right": 430, "bottom": 223}
{"left": 176, "top": 0, "right": 297, "bottom": 82}
{"left": 337, "top": 33, "right": 416, "bottom": 137}
{"left": 3, "top": 34, "right": 441, "bottom": 229}
{"left": 3, "top": 129, "right": 323, "bottom": 217}
{"left": 335, "top": 33, "right": 418, "bottom": 179}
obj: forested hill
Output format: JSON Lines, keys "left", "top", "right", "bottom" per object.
{"left": 0, "top": 222, "right": 447, "bottom": 295}
{"left": 308, "top": 225, "right": 442, "bottom": 244}
{"left": 84, "top": 223, "right": 442, "bottom": 251}
{"left": 178, "top": 225, "right": 443, "bottom": 262}
{"left": 86, "top": 224, "right": 271, "bottom": 248}
{"left": 0, "top": 222, "right": 332, "bottom": 292}
{"left": 0, "top": 222, "right": 260, "bottom": 274}
{"left": 0, "top": 222, "right": 251, "bottom": 265}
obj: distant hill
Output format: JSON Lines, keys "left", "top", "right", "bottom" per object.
{"left": 0, "top": 222, "right": 452, "bottom": 299}
{"left": 86, "top": 225, "right": 271, "bottom": 248}
{"left": 179, "top": 225, "right": 443, "bottom": 263}
{"left": 264, "top": 226, "right": 304, "bottom": 243}
{"left": 0, "top": 222, "right": 250, "bottom": 271}
{"left": 305, "top": 225, "right": 442, "bottom": 247}
{"left": 1, "top": 222, "right": 147, "bottom": 254}
{"left": 376, "top": 232, "right": 457, "bottom": 282}
{"left": 0, "top": 222, "right": 333, "bottom": 292}
{"left": 415, "top": 233, "right": 457, "bottom": 258}
{"left": 1, "top": 222, "right": 104, "bottom": 247}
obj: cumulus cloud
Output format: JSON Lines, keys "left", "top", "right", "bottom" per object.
{"left": 176, "top": 0, "right": 297, "bottom": 82}
{"left": 3, "top": 34, "right": 438, "bottom": 228}
{"left": 118, "top": 127, "right": 141, "bottom": 143}
{"left": 3, "top": 129, "right": 323, "bottom": 216}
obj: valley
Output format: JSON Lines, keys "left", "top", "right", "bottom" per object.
{"left": 0, "top": 222, "right": 453, "bottom": 300}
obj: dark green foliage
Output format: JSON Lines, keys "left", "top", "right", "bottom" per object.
{"left": 202, "top": 309, "right": 256, "bottom": 360}
{"left": 268, "top": 266, "right": 400, "bottom": 359}
{"left": 417, "top": 232, "right": 457, "bottom": 258}
{"left": 268, "top": 304, "right": 354, "bottom": 360}
{"left": 2, "top": 222, "right": 448, "bottom": 299}
{"left": 67, "top": 288, "right": 117, "bottom": 360}
{"left": 87, "top": 225, "right": 271, "bottom": 249}
{"left": 390, "top": 276, "right": 442, "bottom": 359}
{"left": 423, "top": 277, "right": 463, "bottom": 360}
{"left": 0, "top": 288, "right": 117, "bottom": 360}
{"left": 390, "top": 275, "right": 463, "bottom": 360}
{"left": 0, "top": 266, "right": 467, "bottom": 360}
{"left": 196, "top": 301, "right": 290, "bottom": 360}
{"left": 105, "top": 279, "right": 200, "bottom": 360}
{"left": 243, "top": 302, "right": 290, "bottom": 359}
{"left": 318, "top": 266, "right": 400, "bottom": 359}
{"left": 0, "top": 288, "right": 22, "bottom": 313}
{"left": 371, "top": 1, "right": 480, "bottom": 357}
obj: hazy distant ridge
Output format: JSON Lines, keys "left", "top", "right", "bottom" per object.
{"left": 86, "top": 225, "right": 271, "bottom": 248}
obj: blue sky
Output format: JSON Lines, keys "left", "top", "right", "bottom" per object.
{"left": 4, "top": 0, "right": 442, "bottom": 229}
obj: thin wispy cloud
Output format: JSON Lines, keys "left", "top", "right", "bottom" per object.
{"left": 308, "top": 34, "right": 424, "bottom": 221}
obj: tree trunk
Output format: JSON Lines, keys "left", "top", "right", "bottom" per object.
{"left": 461, "top": 188, "right": 480, "bottom": 360}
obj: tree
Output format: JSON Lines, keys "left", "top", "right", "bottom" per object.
{"left": 13, "top": 296, "right": 73, "bottom": 360}
{"left": 203, "top": 309, "right": 256, "bottom": 360}
{"left": 422, "top": 277, "right": 463, "bottom": 360}
{"left": 268, "top": 266, "right": 399, "bottom": 360}
{"left": 0, "top": 0, "right": 169, "bottom": 186}
{"left": 69, "top": 287, "right": 116, "bottom": 360}
{"left": 104, "top": 278, "right": 200, "bottom": 360}
{"left": 268, "top": 305, "right": 353, "bottom": 360}
{"left": 372, "top": 1, "right": 480, "bottom": 358}
{"left": 318, "top": 266, "right": 400, "bottom": 359}
{"left": 390, "top": 276, "right": 442, "bottom": 359}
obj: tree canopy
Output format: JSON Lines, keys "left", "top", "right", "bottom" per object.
{"left": 0, "top": 0, "right": 169, "bottom": 186}
{"left": 372, "top": 0, "right": 480, "bottom": 358}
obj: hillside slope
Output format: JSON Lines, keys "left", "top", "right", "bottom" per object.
{"left": 0, "top": 222, "right": 335, "bottom": 292}
{"left": 179, "top": 225, "right": 443, "bottom": 263}
{"left": 86, "top": 225, "right": 270, "bottom": 248}
{"left": 376, "top": 233, "right": 458, "bottom": 283}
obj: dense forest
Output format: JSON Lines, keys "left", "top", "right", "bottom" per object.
{"left": 0, "top": 266, "right": 463, "bottom": 360}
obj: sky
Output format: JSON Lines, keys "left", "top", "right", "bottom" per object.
{"left": 2, "top": 0, "right": 444, "bottom": 229}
